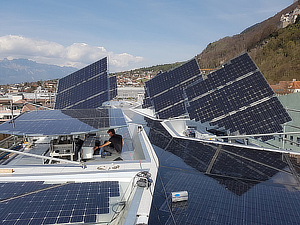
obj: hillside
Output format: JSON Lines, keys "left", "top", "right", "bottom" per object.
{"left": 111, "top": 61, "right": 184, "bottom": 77}
{"left": 251, "top": 19, "right": 300, "bottom": 83}
{"left": 113, "top": 2, "right": 300, "bottom": 85}
{"left": 197, "top": 1, "right": 300, "bottom": 84}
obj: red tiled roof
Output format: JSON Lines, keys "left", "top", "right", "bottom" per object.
{"left": 278, "top": 81, "right": 291, "bottom": 89}
{"left": 21, "top": 104, "right": 43, "bottom": 113}
{"left": 288, "top": 81, "right": 300, "bottom": 89}
{"left": 270, "top": 84, "right": 283, "bottom": 90}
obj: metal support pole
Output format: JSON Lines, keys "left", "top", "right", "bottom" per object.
{"left": 283, "top": 123, "right": 286, "bottom": 149}
{"left": 0, "top": 147, "right": 85, "bottom": 168}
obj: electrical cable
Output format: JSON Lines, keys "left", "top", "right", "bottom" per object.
{"left": 122, "top": 120, "right": 178, "bottom": 224}
{"left": 157, "top": 171, "right": 177, "bottom": 225}
{"left": 157, "top": 136, "right": 173, "bottom": 161}
{"left": 148, "top": 185, "right": 163, "bottom": 225}
{"left": 107, "top": 175, "right": 138, "bottom": 224}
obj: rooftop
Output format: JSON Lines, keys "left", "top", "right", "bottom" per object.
{"left": 0, "top": 105, "right": 158, "bottom": 225}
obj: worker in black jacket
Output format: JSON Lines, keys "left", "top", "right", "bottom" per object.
{"left": 94, "top": 129, "right": 124, "bottom": 154}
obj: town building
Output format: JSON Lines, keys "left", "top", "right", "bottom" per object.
{"left": 279, "top": 5, "right": 300, "bottom": 28}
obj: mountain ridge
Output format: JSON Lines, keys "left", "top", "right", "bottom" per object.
{"left": 112, "top": 1, "right": 300, "bottom": 84}
{"left": 1, "top": 2, "right": 299, "bottom": 85}
{"left": 0, "top": 58, "right": 76, "bottom": 84}
{"left": 196, "top": 1, "right": 300, "bottom": 84}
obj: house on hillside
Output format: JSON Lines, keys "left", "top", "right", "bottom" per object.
{"left": 280, "top": 6, "right": 300, "bottom": 28}
{"left": 45, "top": 81, "right": 57, "bottom": 88}
{"left": 8, "top": 87, "right": 18, "bottom": 93}
{"left": 288, "top": 79, "right": 300, "bottom": 93}
{"left": 270, "top": 81, "right": 292, "bottom": 95}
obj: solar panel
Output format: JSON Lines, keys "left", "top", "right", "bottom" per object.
{"left": 157, "top": 171, "right": 300, "bottom": 225}
{"left": 144, "top": 58, "right": 201, "bottom": 119}
{"left": 109, "top": 76, "right": 118, "bottom": 100}
{"left": 146, "top": 119, "right": 287, "bottom": 189}
{"left": 144, "top": 115, "right": 300, "bottom": 225}
{"left": 55, "top": 57, "right": 109, "bottom": 110}
{"left": 0, "top": 109, "right": 126, "bottom": 136}
{"left": 0, "top": 181, "right": 119, "bottom": 224}
{"left": 185, "top": 52, "right": 292, "bottom": 138}
{"left": 0, "top": 182, "right": 53, "bottom": 201}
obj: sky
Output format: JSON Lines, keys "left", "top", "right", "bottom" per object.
{"left": 0, "top": 0, "right": 294, "bottom": 72}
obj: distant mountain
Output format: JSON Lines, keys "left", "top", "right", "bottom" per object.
{"left": 0, "top": 58, "right": 76, "bottom": 84}
{"left": 2, "top": 2, "right": 299, "bottom": 86}
{"left": 196, "top": 1, "right": 300, "bottom": 84}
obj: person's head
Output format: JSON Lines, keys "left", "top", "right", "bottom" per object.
{"left": 107, "top": 129, "right": 115, "bottom": 137}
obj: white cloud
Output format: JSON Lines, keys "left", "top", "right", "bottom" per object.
{"left": 66, "top": 43, "right": 107, "bottom": 62}
{"left": 0, "top": 35, "right": 145, "bottom": 71}
{"left": 110, "top": 53, "right": 144, "bottom": 68}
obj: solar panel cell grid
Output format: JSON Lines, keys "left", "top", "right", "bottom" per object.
{"left": 0, "top": 181, "right": 120, "bottom": 224}
{"left": 55, "top": 57, "right": 109, "bottom": 110}
{"left": 185, "top": 52, "right": 291, "bottom": 138}
{"left": 0, "top": 108, "right": 127, "bottom": 136}
{"left": 144, "top": 58, "right": 201, "bottom": 118}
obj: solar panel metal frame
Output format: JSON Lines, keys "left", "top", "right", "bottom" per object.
{"left": 109, "top": 75, "right": 118, "bottom": 100}
{"left": 142, "top": 89, "right": 152, "bottom": 108}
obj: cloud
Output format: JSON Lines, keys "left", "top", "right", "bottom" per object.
{"left": 0, "top": 35, "right": 65, "bottom": 58}
{"left": 0, "top": 35, "right": 144, "bottom": 71}
{"left": 110, "top": 53, "right": 144, "bottom": 68}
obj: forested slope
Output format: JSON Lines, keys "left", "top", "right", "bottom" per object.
{"left": 196, "top": 1, "right": 300, "bottom": 84}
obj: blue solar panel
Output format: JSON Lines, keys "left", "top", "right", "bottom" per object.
{"left": 56, "top": 73, "right": 109, "bottom": 109}
{"left": 185, "top": 52, "right": 292, "bottom": 138}
{"left": 144, "top": 58, "right": 201, "bottom": 119}
{"left": 55, "top": 57, "right": 109, "bottom": 110}
{"left": 0, "top": 181, "right": 119, "bottom": 224}
{"left": 57, "top": 58, "right": 107, "bottom": 92}
{"left": 0, "top": 109, "right": 127, "bottom": 136}
{"left": 157, "top": 170, "right": 300, "bottom": 225}
{"left": 143, "top": 115, "right": 300, "bottom": 225}
{"left": 0, "top": 182, "right": 53, "bottom": 201}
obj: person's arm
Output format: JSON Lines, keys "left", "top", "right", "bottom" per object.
{"left": 94, "top": 141, "right": 111, "bottom": 151}
{"left": 122, "top": 138, "right": 124, "bottom": 146}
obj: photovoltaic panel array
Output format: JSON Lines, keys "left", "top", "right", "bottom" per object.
{"left": 146, "top": 116, "right": 300, "bottom": 225}
{"left": 144, "top": 58, "right": 201, "bottom": 119}
{"left": 109, "top": 76, "right": 118, "bottom": 100}
{"left": 0, "top": 181, "right": 120, "bottom": 224}
{"left": 55, "top": 57, "right": 109, "bottom": 109}
{"left": 0, "top": 108, "right": 126, "bottom": 136}
{"left": 185, "top": 52, "right": 291, "bottom": 138}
